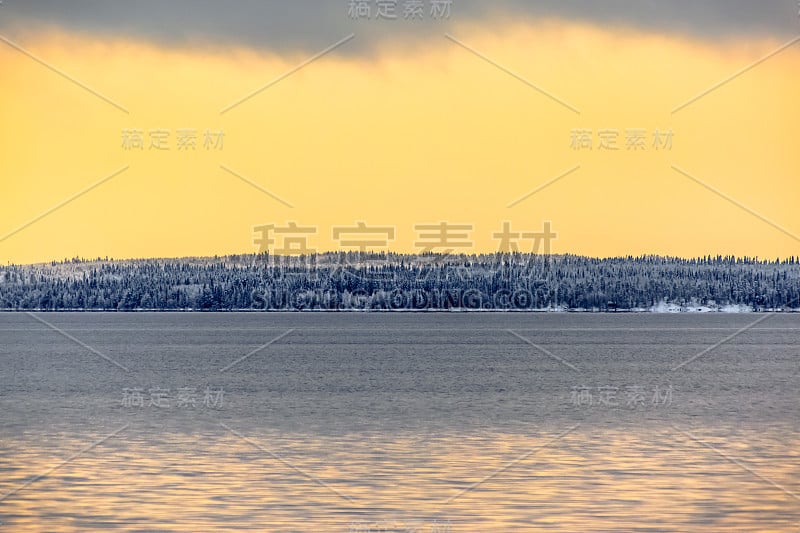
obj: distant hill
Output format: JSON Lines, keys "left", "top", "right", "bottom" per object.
{"left": 1, "top": 253, "right": 799, "bottom": 312}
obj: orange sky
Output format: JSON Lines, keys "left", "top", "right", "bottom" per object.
{"left": 1, "top": 20, "right": 798, "bottom": 264}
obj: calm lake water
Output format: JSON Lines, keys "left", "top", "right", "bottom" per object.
{"left": 0, "top": 313, "right": 798, "bottom": 531}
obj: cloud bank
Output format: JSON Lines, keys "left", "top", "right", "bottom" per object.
{"left": 0, "top": 0, "right": 797, "bottom": 54}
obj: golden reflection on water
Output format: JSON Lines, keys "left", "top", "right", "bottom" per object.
{"left": 1, "top": 427, "right": 798, "bottom": 531}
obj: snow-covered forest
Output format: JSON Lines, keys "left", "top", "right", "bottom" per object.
{"left": 1, "top": 253, "right": 799, "bottom": 311}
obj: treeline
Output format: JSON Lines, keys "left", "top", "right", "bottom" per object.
{"left": 1, "top": 253, "right": 799, "bottom": 311}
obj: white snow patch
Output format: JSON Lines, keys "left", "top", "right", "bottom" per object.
{"left": 721, "top": 304, "right": 753, "bottom": 313}
{"left": 650, "top": 301, "right": 682, "bottom": 313}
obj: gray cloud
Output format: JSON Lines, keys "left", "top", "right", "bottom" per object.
{"left": 0, "top": 1, "right": 797, "bottom": 55}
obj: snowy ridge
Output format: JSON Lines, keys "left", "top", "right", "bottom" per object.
{"left": 1, "top": 253, "right": 799, "bottom": 312}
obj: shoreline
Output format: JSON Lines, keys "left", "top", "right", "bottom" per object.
{"left": 1, "top": 308, "right": 797, "bottom": 313}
